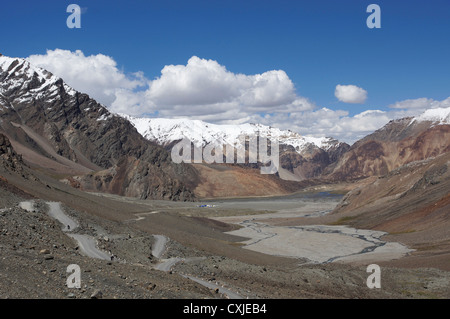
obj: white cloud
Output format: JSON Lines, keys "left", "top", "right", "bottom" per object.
{"left": 147, "top": 56, "right": 298, "bottom": 110}
{"left": 147, "top": 56, "right": 240, "bottom": 106}
{"left": 27, "top": 50, "right": 307, "bottom": 117}
{"left": 27, "top": 49, "right": 146, "bottom": 107}
{"left": 243, "top": 108, "right": 391, "bottom": 144}
{"left": 389, "top": 97, "right": 450, "bottom": 113}
{"left": 24, "top": 49, "right": 448, "bottom": 145}
{"left": 335, "top": 84, "right": 368, "bottom": 104}
{"left": 141, "top": 57, "right": 314, "bottom": 119}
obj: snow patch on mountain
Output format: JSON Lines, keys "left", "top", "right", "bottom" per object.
{"left": 412, "top": 107, "right": 450, "bottom": 125}
{"left": 120, "top": 114, "right": 341, "bottom": 154}
{"left": 0, "top": 55, "right": 77, "bottom": 100}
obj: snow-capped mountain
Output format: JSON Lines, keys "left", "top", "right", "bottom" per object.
{"left": 0, "top": 54, "right": 197, "bottom": 200}
{"left": 328, "top": 106, "right": 450, "bottom": 181}
{"left": 411, "top": 106, "right": 450, "bottom": 126}
{"left": 119, "top": 114, "right": 352, "bottom": 181}
{"left": 119, "top": 114, "right": 344, "bottom": 155}
{"left": 0, "top": 54, "right": 77, "bottom": 105}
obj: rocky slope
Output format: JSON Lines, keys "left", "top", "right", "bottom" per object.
{"left": 0, "top": 133, "right": 23, "bottom": 173}
{"left": 0, "top": 55, "right": 197, "bottom": 200}
{"left": 2, "top": 192, "right": 448, "bottom": 300}
{"left": 331, "top": 151, "right": 450, "bottom": 270}
{"left": 0, "top": 196, "right": 218, "bottom": 299}
{"left": 327, "top": 107, "right": 450, "bottom": 181}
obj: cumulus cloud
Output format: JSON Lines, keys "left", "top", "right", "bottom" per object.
{"left": 146, "top": 56, "right": 299, "bottom": 111}
{"left": 27, "top": 50, "right": 308, "bottom": 117}
{"left": 243, "top": 108, "right": 391, "bottom": 144}
{"left": 134, "top": 57, "right": 313, "bottom": 118}
{"left": 25, "top": 49, "right": 449, "bottom": 144}
{"left": 389, "top": 97, "right": 450, "bottom": 112}
{"left": 335, "top": 84, "right": 368, "bottom": 104}
{"left": 147, "top": 56, "right": 240, "bottom": 106}
{"left": 27, "top": 49, "right": 147, "bottom": 107}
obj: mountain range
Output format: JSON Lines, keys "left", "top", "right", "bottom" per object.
{"left": 1, "top": 52, "right": 450, "bottom": 276}
{"left": 0, "top": 54, "right": 197, "bottom": 200}
{"left": 120, "top": 114, "right": 351, "bottom": 183}
{"left": 327, "top": 107, "right": 450, "bottom": 181}
{"left": 1, "top": 52, "right": 450, "bottom": 201}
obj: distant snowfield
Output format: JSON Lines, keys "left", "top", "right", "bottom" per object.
{"left": 119, "top": 113, "right": 341, "bottom": 153}
{"left": 412, "top": 107, "right": 450, "bottom": 125}
{"left": 120, "top": 107, "right": 450, "bottom": 154}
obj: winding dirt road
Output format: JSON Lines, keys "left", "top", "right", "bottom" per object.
{"left": 66, "top": 233, "right": 111, "bottom": 260}
{"left": 33, "top": 201, "right": 112, "bottom": 261}
{"left": 152, "top": 234, "right": 168, "bottom": 259}
{"left": 151, "top": 234, "right": 243, "bottom": 299}
{"left": 21, "top": 200, "right": 243, "bottom": 298}
{"left": 46, "top": 201, "right": 79, "bottom": 232}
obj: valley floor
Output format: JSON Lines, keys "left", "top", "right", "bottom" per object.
{"left": 1, "top": 176, "right": 449, "bottom": 299}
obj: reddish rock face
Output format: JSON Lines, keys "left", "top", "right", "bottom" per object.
{"left": 279, "top": 142, "right": 350, "bottom": 180}
{"left": 327, "top": 118, "right": 450, "bottom": 181}
{"left": 331, "top": 151, "right": 450, "bottom": 264}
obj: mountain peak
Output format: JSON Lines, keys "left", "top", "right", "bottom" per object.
{"left": 120, "top": 114, "right": 343, "bottom": 154}
{"left": 412, "top": 106, "right": 450, "bottom": 125}
{"left": 0, "top": 54, "right": 78, "bottom": 111}
{"left": 0, "top": 54, "right": 198, "bottom": 201}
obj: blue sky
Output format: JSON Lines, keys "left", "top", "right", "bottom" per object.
{"left": 1, "top": 0, "right": 450, "bottom": 142}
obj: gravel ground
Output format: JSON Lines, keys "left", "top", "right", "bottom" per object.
{"left": 0, "top": 195, "right": 218, "bottom": 299}
{"left": 173, "top": 255, "right": 450, "bottom": 299}
{"left": 1, "top": 189, "right": 449, "bottom": 299}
